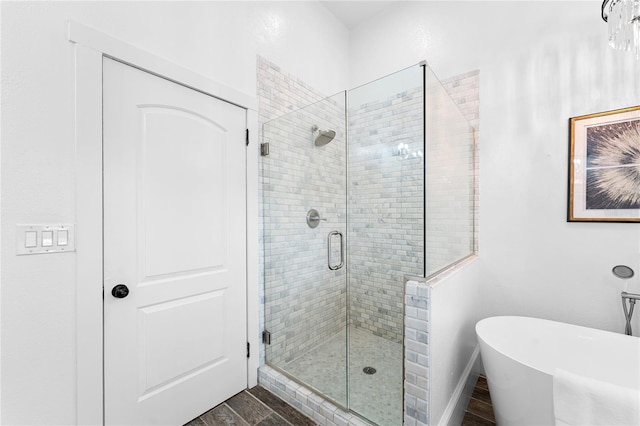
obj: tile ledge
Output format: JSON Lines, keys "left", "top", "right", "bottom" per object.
{"left": 405, "top": 254, "right": 478, "bottom": 288}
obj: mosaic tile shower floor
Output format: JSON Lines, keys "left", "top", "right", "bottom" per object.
{"left": 282, "top": 326, "right": 403, "bottom": 426}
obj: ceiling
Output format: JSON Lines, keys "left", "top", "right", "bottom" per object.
{"left": 320, "top": 1, "right": 400, "bottom": 29}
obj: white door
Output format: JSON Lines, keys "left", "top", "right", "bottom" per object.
{"left": 103, "top": 57, "right": 247, "bottom": 425}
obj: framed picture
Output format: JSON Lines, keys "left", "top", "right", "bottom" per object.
{"left": 568, "top": 105, "right": 640, "bottom": 222}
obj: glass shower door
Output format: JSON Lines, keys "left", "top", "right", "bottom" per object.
{"left": 262, "top": 92, "right": 348, "bottom": 407}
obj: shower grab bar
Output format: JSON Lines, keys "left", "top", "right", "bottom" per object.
{"left": 328, "top": 230, "right": 344, "bottom": 271}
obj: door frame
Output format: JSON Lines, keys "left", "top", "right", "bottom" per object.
{"left": 68, "top": 21, "right": 259, "bottom": 426}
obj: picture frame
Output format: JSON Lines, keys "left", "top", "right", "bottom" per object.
{"left": 568, "top": 105, "right": 640, "bottom": 222}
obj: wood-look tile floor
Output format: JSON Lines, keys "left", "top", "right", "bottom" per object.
{"left": 185, "top": 386, "right": 316, "bottom": 426}
{"left": 462, "top": 375, "right": 496, "bottom": 426}
{"left": 186, "top": 376, "right": 496, "bottom": 426}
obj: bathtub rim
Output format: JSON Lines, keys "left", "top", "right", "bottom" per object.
{"left": 476, "top": 315, "right": 640, "bottom": 384}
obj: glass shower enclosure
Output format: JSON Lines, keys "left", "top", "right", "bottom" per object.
{"left": 261, "top": 64, "right": 475, "bottom": 425}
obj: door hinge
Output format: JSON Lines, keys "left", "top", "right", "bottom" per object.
{"left": 260, "top": 143, "right": 269, "bottom": 157}
{"left": 262, "top": 330, "right": 271, "bottom": 345}
{"left": 246, "top": 129, "right": 250, "bottom": 146}
{"left": 247, "top": 342, "right": 250, "bottom": 358}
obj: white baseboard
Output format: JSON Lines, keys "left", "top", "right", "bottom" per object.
{"left": 438, "top": 345, "right": 481, "bottom": 426}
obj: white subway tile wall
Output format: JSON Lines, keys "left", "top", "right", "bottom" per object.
{"left": 257, "top": 56, "right": 339, "bottom": 366}
{"left": 348, "top": 83, "right": 425, "bottom": 343}
{"left": 261, "top": 82, "right": 347, "bottom": 367}
{"left": 404, "top": 280, "right": 431, "bottom": 426}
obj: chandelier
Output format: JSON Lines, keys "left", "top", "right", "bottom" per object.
{"left": 601, "top": 0, "right": 640, "bottom": 58}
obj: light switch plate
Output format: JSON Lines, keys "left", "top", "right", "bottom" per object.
{"left": 16, "top": 224, "right": 76, "bottom": 255}
{"left": 25, "top": 231, "right": 38, "bottom": 248}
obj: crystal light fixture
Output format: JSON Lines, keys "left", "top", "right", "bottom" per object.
{"left": 602, "top": 0, "right": 640, "bottom": 58}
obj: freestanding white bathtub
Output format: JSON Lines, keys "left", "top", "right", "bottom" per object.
{"left": 476, "top": 316, "right": 640, "bottom": 425}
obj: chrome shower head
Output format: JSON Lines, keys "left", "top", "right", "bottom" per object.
{"left": 311, "top": 125, "right": 336, "bottom": 147}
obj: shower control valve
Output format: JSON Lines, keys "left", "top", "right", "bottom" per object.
{"left": 306, "top": 209, "right": 326, "bottom": 228}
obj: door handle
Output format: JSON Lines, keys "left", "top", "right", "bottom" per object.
{"left": 327, "top": 230, "right": 344, "bottom": 271}
{"left": 111, "top": 284, "right": 130, "bottom": 299}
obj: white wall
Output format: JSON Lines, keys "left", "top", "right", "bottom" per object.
{"left": 0, "top": 2, "right": 348, "bottom": 424}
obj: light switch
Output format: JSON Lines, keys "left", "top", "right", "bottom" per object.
{"left": 16, "top": 224, "right": 75, "bottom": 255}
{"left": 57, "top": 230, "right": 68, "bottom": 246}
{"left": 25, "top": 231, "right": 38, "bottom": 248}
{"left": 42, "top": 231, "right": 54, "bottom": 247}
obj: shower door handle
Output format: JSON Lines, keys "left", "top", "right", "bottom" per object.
{"left": 328, "top": 230, "right": 344, "bottom": 271}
